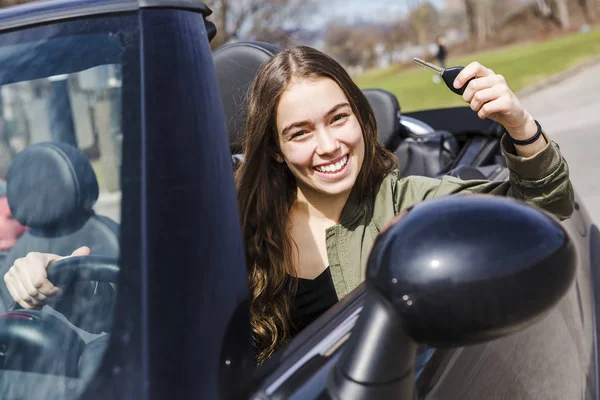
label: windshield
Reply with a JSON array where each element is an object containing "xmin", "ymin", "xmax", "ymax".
[{"xmin": 0, "ymin": 15, "xmax": 137, "ymax": 399}]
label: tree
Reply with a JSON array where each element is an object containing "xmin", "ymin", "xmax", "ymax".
[
  {"xmin": 204, "ymin": 0, "xmax": 316, "ymax": 50},
  {"xmin": 405, "ymin": 0, "xmax": 440, "ymax": 46},
  {"xmin": 324, "ymin": 23, "xmax": 363, "ymax": 68},
  {"xmin": 577, "ymin": 0, "xmax": 597, "ymax": 22},
  {"xmin": 0, "ymin": 0, "xmax": 31, "ymax": 6},
  {"xmin": 549, "ymin": 0, "xmax": 570, "ymax": 30},
  {"xmin": 464, "ymin": 0, "xmax": 492, "ymax": 46},
  {"xmin": 381, "ymin": 18, "xmax": 413, "ymax": 64}
]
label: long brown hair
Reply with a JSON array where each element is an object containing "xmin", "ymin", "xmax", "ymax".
[{"xmin": 236, "ymin": 46, "xmax": 397, "ymax": 364}]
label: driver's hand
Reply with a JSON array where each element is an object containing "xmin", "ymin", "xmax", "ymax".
[{"xmin": 4, "ymin": 246, "xmax": 91, "ymax": 310}]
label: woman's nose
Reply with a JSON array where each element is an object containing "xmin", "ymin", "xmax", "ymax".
[{"xmin": 315, "ymin": 129, "xmax": 340, "ymax": 155}]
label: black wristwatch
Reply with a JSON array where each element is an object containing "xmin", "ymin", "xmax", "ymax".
[{"xmin": 508, "ymin": 119, "xmax": 543, "ymax": 146}]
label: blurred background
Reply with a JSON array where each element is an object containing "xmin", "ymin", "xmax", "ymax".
[{"xmin": 200, "ymin": 0, "xmax": 600, "ymax": 111}]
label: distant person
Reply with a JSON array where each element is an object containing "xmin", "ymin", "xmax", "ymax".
[{"xmin": 436, "ymin": 35, "xmax": 447, "ymax": 68}]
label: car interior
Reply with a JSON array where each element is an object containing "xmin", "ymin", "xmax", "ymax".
[
  {"xmin": 0, "ymin": 142, "xmax": 119, "ymax": 314},
  {"xmin": 0, "ymin": 28, "xmax": 125, "ymax": 394}
]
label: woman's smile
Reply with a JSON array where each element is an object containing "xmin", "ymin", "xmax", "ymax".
[{"xmin": 313, "ymin": 154, "xmax": 350, "ymax": 181}]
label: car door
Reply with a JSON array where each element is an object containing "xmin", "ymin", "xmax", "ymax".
[{"xmin": 414, "ymin": 196, "xmax": 599, "ymax": 400}]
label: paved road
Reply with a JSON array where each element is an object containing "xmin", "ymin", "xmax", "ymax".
[{"xmin": 520, "ymin": 62, "xmax": 600, "ymax": 225}]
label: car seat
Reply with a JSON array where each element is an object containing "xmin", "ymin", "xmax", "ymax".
[
  {"xmin": 213, "ymin": 41, "xmax": 280, "ymax": 157},
  {"xmin": 362, "ymin": 88, "xmax": 460, "ymax": 178},
  {"xmin": 0, "ymin": 142, "xmax": 119, "ymax": 313},
  {"xmin": 394, "ymin": 131, "xmax": 460, "ymax": 178},
  {"xmin": 362, "ymin": 88, "xmax": 408, "ymax": 151}
]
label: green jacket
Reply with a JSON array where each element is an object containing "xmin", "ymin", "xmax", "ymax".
[{"xmin": 326, "ymin": 133, "xmax": 574, "ymax": 300}]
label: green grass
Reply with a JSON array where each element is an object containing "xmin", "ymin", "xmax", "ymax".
[{"xmin": 354, "ymin": 28, "xmax": 600, "ymax": 112}]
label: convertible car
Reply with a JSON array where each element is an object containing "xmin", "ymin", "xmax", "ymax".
[{"xmin": 0, "ymin": 1, "xmax": 597, "ymax": 399}]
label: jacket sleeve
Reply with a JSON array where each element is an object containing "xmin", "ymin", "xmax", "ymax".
[{"xmin": 391, "ymin": 133, "xmax": 574, "ymax": 221}]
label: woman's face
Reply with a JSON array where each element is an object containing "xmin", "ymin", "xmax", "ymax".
[{"xmin": 275, "ymin": 77, "xmax": 365, "ymax": 199}]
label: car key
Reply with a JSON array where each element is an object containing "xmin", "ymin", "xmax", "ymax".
[{"xmin": 413, "ymin": 58, "xmax": 474, "ymax": 96}]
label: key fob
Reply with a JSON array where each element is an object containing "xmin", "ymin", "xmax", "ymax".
[{"xmin": 442, "ymin": 66, "xmax": 475, "ymax": 95}]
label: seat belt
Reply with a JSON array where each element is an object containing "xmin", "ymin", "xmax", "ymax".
[{"xmin": 451, "ymin": 136, "xmax": 489, "ymax": 168}]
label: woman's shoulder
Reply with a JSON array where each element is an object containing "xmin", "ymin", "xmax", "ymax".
[
  {"xmin": 378, "ymin": 170, "xmax": 442, "ymax": 197},
  {"xmin": 372, "ymin": 171, "xmax": 442, "ymax": 229}
]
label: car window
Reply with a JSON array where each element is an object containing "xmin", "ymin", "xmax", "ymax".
[
  {"xmin": 0, "ymin": 16, "xmax": 136, "ymax": 400},
  {"xmin": 1, "ymin": 62, "xmax": 123, "ymax": 218}
]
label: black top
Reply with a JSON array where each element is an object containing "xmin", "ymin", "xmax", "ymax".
[{"xmin": 289, "ymin": 267, "xmax": 338, "ymax": 337}]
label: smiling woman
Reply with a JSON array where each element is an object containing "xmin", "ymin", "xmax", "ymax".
[
  {"xmin": 235, "ymin": 45, "xmax": 574, "ymax": 364},
  {"xmin": 276, "ymin": 79, "xmax": 366, "ymax": 199}
]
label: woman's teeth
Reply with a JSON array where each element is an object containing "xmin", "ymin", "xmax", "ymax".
[{"xmin": 315, "ymin": 155, "xmax": 348, "ymax": 173}]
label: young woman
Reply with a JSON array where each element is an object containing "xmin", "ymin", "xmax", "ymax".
[{"xmin": 4, "ymin": 46, "xmax": 573, "ymax": 364}]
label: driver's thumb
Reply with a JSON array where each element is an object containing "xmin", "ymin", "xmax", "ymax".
[{"xmin": 70, "ymin": 246, "xmax": 91, "ymax": 257}]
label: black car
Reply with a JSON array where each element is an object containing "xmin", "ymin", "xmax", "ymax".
[{"xmin": 0, "ymin": 1, "xmax": 597, "ymax": 399}]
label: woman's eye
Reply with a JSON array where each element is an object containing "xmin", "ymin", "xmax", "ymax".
[
  {"xmin": 331, "ymin": 113, "xmax": 349, "ymax": 124},
  {"xmin": 291, "ymin": 131, "xmax": 307, "ymax": 139}
]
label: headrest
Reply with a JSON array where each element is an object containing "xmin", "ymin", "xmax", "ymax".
[
  {"xmin": 213, "ymin": 41, "xmax": 279, "ymax": 153},
  {"xmin": 362, "ymin": 89, "xmax": 403, "ymax": 150},
  {"xmin": 7, "ymin": 142, "xmax": 99, "ymax": 228}
]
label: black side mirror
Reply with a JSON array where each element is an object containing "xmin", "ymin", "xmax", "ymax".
[{"xmin": 328, "ymin": 195, "xmax": 576, "ymax": 400}]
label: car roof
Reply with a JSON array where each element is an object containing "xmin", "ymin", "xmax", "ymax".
[{"xmin": 0, "ymin": 0, "xmax": 210, "ymax": 33}]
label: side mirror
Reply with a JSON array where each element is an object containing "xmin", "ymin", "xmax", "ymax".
[{"xmin": 328, "ymin": 195, "xmax": 576, "ymax": 400}]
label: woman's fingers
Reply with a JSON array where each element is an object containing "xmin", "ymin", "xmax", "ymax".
[
  {"xmin": 462, "ymin": 74, "xmax": 506, "ymax": 103},
  {"xmin": 477, "ymin": 97, "xmax": 512, "ymax": 120},
  {"xmin": 469, "ymin": 86, "xmax": 505, "ymax": 113},
  {"xmin": 454, "ymin": 62, "xmax": 494, "ymax": 90}
]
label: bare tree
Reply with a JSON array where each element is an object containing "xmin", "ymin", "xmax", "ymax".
[
  {"xmin": 577, "ymin": 0, "xmax": 598, "ymax": 22},
  {"xmin": 250, "ymin": 27, "xmax": 299, "ymax": 49},
  {"xmin": 464, "ymin": 0, "xmax": 492, "ymax": 45},
  {"xmin": 405, "ymin": 0, "xmax": 439, "ymax": 46},
  {"xmin": 324, "ymin": 23, "xmax": 363, "ymax": 67},
  {"xmin": 549, "ymin": 0, "xmax": 570, "ymax": 29},
  {"xmin": 205, "ymin": 0, "xmax": 316, "ymax": 49},
  {"xmin": 0, "ymin": 0, "xmax": 30, "ymax": 6},
  {"xmin": 381, "ymin": 18, "xmax": 413, "ymax": 64}
]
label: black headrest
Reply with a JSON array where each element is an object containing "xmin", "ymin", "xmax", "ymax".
[
  {"xmin": 7, "ymin": 142, "xmax": 99, "ymax": 228},
  {"xmin": 362, "ymin": 88, "xmax": 403, "ymax": 150},
  {"xmin": 213, "ymin": 41, "xmax": 279, "ymax": 153}
]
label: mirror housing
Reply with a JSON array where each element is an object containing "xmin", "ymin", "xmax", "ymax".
[{"xmin": 329, "ymin": 195, "xmax": 576, "ymax": 400}]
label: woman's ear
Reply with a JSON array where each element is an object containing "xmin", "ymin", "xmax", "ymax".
[{"xmin": 274, "ymin": 153, "xmax": 284, "ymax": 163}]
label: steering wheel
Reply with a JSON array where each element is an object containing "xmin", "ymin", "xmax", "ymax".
[
  {"xmin": 0, "ymin": 256, "xmax": 119, "ymax": 377},
  {"xmin": 46, "ymin": 255, "xmax": 119, "ymax": 289}
]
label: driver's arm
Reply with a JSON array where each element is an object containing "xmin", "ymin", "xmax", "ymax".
[{"xmin": 4, "ymin": 247, "xmax": 116, "ymax": 333}]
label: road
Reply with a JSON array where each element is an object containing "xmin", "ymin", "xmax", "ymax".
[{"xmin": 520, "ymin": 62, "xmax": 600, "ymax": 225}]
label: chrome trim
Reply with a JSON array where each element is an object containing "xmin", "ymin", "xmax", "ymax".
[{"xmin": 401, "ymin": 115, "xmax": 436, "ymax": 136}]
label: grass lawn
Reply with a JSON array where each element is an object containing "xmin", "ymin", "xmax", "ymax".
[{"xmin": 354, "ymin": 28, "xmax": 600, "ymax": 112}]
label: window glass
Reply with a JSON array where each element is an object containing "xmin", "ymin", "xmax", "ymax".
[{"xmin": 0, "ymin": 17, "xmax": 136, "ymax": 399}]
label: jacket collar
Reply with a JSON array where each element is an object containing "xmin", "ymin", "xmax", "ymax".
[{"xmin": 339, "ymin": 186, "xmax": 373, "ymax": 228}]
